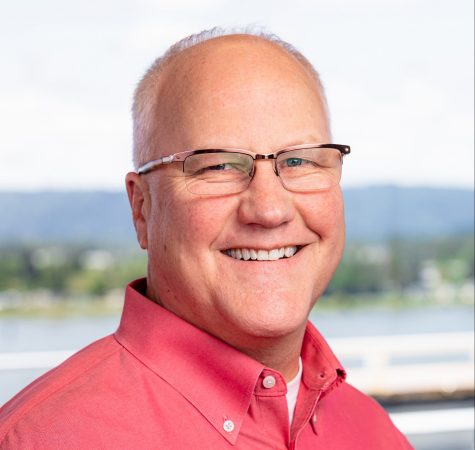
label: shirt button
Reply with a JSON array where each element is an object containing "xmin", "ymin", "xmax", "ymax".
[
  {"xmin": 312, "ymin": 414, "xmax": 317, "ymax": 424},
  {"xmin": 262, "ymin": 375, "xmax": 276, "ymax": 389},
  {"xmin": 223, "ymin": 420, "xmax": 235, "ymax": 433}
]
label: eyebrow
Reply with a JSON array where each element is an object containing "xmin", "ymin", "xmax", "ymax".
[{"xmin": 196, "ymin": 135, "xmax": 328, "ymax": 152}]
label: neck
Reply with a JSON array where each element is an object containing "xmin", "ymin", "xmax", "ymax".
[
  {"xmin": 146, "ymin": 282, "xmax": 307, "ymax": 381},
  {"xmin": 232, "ymin": 328, "xmax": 306, "ymax": 381}
]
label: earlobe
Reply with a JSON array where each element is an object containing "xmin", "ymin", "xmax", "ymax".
[{"xmin": 125, "ymin": 172, "xmax": 149, "ymax": 249}]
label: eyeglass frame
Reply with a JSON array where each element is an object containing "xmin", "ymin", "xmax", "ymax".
[{"xmin": 137, "ymin": 143, "xmax": 351, "ymax": 179}]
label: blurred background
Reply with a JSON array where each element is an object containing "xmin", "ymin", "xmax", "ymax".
[{"xmin": 0, "ymin": 1, "xmax": 473, "ymax": 449}]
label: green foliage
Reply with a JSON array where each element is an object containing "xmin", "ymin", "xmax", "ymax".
[
  {"xmin": 0, "ymin": 235, "xmax": 473, "ymax": 306},
  {"xmin": 326, "ymin": 235, "xmax": 474, "ymax": 296},
  {"xmin": 0, "ymin": 245, "xmax": 147, "ymax": 295}
]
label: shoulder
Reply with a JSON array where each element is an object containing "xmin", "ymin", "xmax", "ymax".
[
  {"xmin": 329, "ymin": 382, "xmax": 388, "ymax": 413},
  {"xmin": 320, "ymin": 382, "xmax": 413, "ymax": 449},
  {"xmin": 0, "ymin": 335, "xmax": 123, "ymax": 448}
]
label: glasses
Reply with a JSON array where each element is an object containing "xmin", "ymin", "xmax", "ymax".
[{"xmin": 137, "ymin": 143, "xmax": 351, "ymax": 195}]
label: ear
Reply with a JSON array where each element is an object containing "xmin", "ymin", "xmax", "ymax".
[{"xmin": 125, "ymin": 172, "xmax": 149, "ymax": 249}]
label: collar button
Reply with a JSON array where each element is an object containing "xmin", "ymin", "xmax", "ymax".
[
  {"xmin": 223, "ymin": 420, "xmax": 235, "ymax": 433},
  {"xmin": 262, "ymin": 375, "xmax": 276, "ymax": 389}
]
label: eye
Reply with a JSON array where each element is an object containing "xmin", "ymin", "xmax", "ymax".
[
  {"xmin": 184, "ymin": 152, "xmax": 253, "ymax": 179},
  {"xmin": 189, "ymin": 160, "xmax": 251, "ymax": 179},
  {"xmin": 284, "ymin": 157, "xmax": 311, "ymax": 167},
  {"xmin": 195, "ymin": 162, "xmax": 249, "ymax": 176},
  {"xmin": 201, "ymin": 163, "xmax": 235, "ymax": 172}
]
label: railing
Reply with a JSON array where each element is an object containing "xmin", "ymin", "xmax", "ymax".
[
  {"xmin": 328, "ymin": 332, "xmax": 474, "ymax": 398},
  {"xmin": 1, "ymin": 333, "xmax": 474, "ymax": 444},
  {"xmin": 0, "ymin": 350, "xmax": 75, "ymax": 371},
  {"xmin": 0, "ymin": 332, "xmax": 473, "ymax": 399}
]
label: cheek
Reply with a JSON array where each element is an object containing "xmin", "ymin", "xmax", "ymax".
[
  {"xmin": 152, "ymin": 191, "xmax": 237, "ymax": 250},
  {"xmin": 181, "ymin": 203, "xmax": 220, "ymax": 237},
  {"xmin": 300, "ymin": 188, "xmax": 345, "ymax": 239}
]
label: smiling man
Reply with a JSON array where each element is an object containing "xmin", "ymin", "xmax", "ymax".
[{"xmin": 0, "ymin": 29, "xmax": 413, "ymax": 449}]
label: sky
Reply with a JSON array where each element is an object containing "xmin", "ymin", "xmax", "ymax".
[{"xmin": 1, "ymin": 0, "xmax": 473, "ymax": 190}]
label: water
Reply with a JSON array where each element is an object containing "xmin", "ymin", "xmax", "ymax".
[
  {"xmin": 1, "ymin": 306, "xmax": 473, "ymax": 405},
  {"xmin": 309, "ymin": 306, "xmax": 474, "ymax": 337},
  {"xmin": 0, "ymin": 316, "xmax": 120, "ymax": 353}
]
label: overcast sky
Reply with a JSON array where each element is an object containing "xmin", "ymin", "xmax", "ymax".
[{"xmin": 1, "ymin": 0, "xmax": 473, "ymax": 190}]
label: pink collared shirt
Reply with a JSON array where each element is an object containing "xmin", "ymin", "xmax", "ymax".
[{"xmin": 0, "ymin": 279, "xmax": 413, "ymax": 449}]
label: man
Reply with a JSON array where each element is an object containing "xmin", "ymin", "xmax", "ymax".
[{"xmin": 0, "ymin": 29, "xmax": 413, "ymax": 449}]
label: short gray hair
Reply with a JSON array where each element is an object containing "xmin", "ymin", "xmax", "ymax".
[{"xmin": 132, "ymin": 26, "xmax": 329, "ymax": 169}]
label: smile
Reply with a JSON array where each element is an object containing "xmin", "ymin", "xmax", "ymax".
[{"xmin": 223, "ymin": 246, "xmax": 300, "ymax": 261}]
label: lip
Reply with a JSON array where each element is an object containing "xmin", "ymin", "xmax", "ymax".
[{"xmin": 220, "ymin": 243, "xmax": 306, "ymax": 252}]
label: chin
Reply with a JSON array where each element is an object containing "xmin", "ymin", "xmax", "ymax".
[
  {"xmin": 209, "ymin": 282, "xmax": 317, "ymax": 343},
  {"xmin": 231, "ymin": 300, "xmax": 311, "ymax": 339},
  {"xmin": 246, "ymin": 320, "xmax": 305, "ymax": 339}
]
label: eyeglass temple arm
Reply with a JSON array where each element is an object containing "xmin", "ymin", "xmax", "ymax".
[{"xmin": 137, "ymin": 155, "xmax": 176, "ymax": 174}]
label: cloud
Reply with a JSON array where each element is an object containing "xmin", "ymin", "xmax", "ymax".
[
  {"xmin": 0, "ymin": 0, "xmax": 472, "ymax": 189},
  {"xmin": 0, "ymin": 90, "xmax": 131, "ymax": 190},
  {"xmin": 330, "ymin": 76, "xmax": 474, "ymax": 187}
]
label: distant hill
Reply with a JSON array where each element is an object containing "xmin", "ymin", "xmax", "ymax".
[
  {"xmin": 0, "ymin": 186, "xmax": 472, "ymax": 245},
  {"xmin": 0, "ymin": 191, "xmax": 135, "ymax": 246},
  {"xmin": 344, "ymin": 186, "xmax": 473, "ymax": 241}
]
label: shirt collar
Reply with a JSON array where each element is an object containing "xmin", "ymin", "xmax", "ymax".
[
  {"xmin": 115, "ymin": 278, "xmax": 345, "ymax": 444},
  {"xmin": 301, "ymin": 322, "xmax": 347, "ymax": 394}
]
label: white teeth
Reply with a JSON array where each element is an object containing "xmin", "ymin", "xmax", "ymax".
[
  {"xmin": 224, "ymin": 246, "xmax": 299, "ymax": 261},
  {"xmin": 257, "ymin": 250, "xmax": 268, "ymax": 260},
  {"xmin": 284, "ymin": 246, "xmax": 297, "ymax": 258}
]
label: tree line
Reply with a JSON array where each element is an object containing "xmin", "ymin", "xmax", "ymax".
[{"xmin": 0, "ymin": 235, "xmax": 473, "ymax": 304}]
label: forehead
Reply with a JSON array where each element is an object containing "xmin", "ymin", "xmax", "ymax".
[
  {"xmin": 154, "ymin": 36, "xmax": 328, "ymax": 154},
  {"xmin": 164, "ymin": 35, "xmax": 317, "ymax": 91}
]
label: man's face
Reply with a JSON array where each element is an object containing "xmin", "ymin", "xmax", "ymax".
[{"xmin": 128, "ymin": 37, "xmax": 345, "ymax": 350}]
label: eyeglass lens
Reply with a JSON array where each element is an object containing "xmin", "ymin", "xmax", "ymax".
[{"xmin": 183, "ymin": 147, "xmax": 343, "ymax": 195}]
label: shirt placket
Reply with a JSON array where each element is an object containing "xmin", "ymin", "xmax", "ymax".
[
  {"xmin": 288, "ymin": 386, "xmax": 321, "ymax": 450},
  {"xmin": 290, "ymin": 368, "xmax": 342, "ymax": 449},
  {"xmin": 253, "ymin": 369, "xmax": 290, "ymax": 449}
]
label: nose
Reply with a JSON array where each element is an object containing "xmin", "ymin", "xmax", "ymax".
[{"xmin": 237, "ymin": 160, "xmax": 296, "ymax": 228}]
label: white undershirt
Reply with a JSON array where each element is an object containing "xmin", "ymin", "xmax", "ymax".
[{"xmin": 285, "ymin": 357, "xmax": 303, "ymax": 425}]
